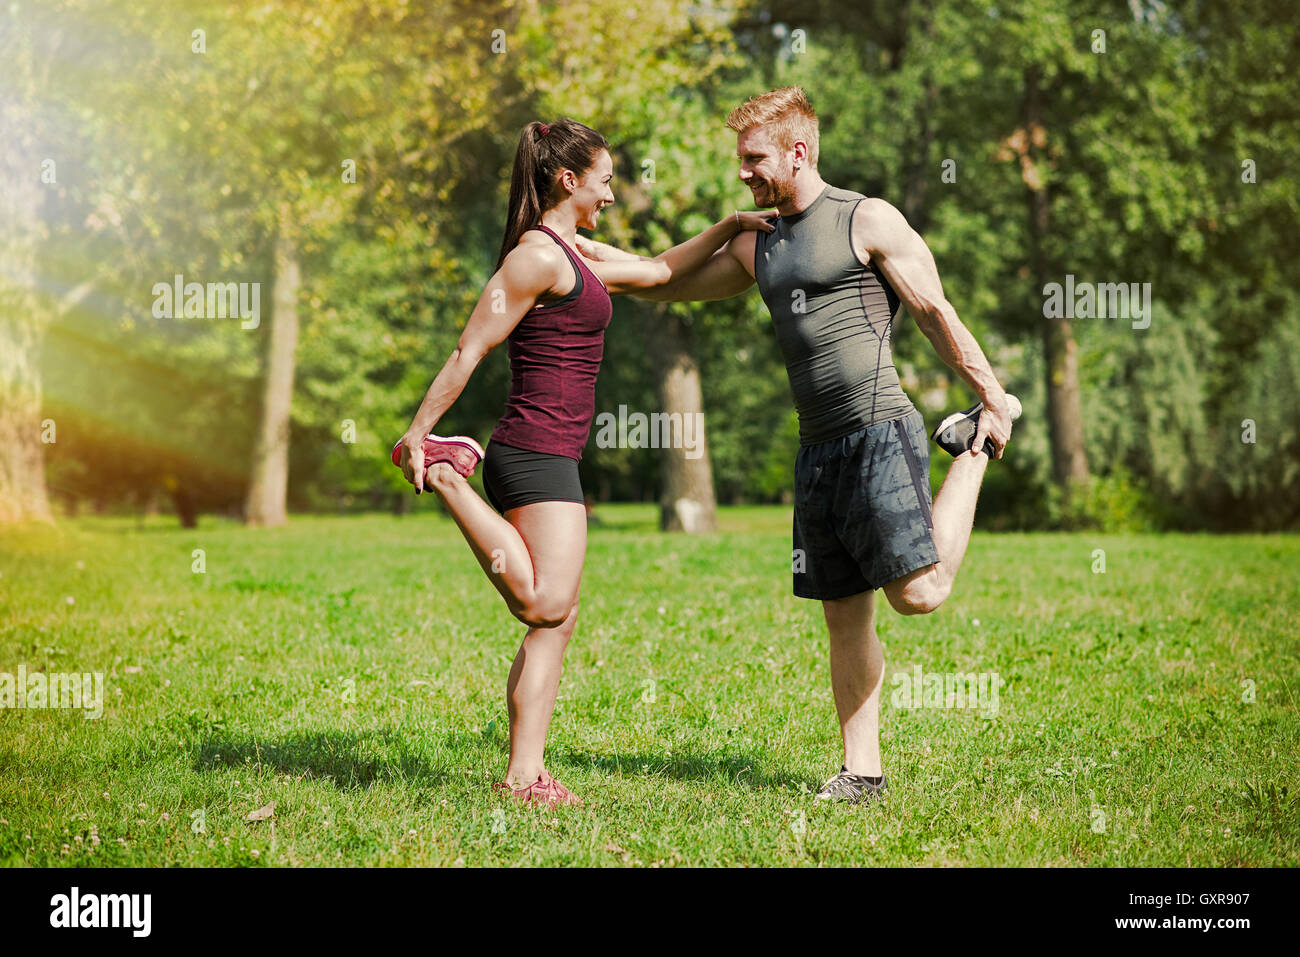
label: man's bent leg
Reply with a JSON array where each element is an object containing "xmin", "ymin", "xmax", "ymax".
[
  {"xmin": 884, "ymin": 449, "xmax": 988, "ymax": 615},
  {"xmin": 824, "ymin": 590, "xmax": 884, "ymax": 778}
]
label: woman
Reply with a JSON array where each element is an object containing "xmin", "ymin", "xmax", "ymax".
[{"xmin": 394, "ymin": 118, "xmax": 775, "ymax": 806}]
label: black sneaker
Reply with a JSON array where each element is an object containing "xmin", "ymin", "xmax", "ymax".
[
  {"xmin": 814, "ymin": 767, "xmax": 889, "ymax": 804},
  {"xmin": 932, "ymin": 394, "xmax": 1022, "ymax": 458}
]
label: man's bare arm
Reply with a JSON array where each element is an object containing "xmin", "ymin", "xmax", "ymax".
[
  {"xmin": 571, "ymin": 214, "xmax": 772, "ymax": 295},
  {"xmin": 635, "ymin": 234, "xmax": 757, "ymax": 302},
  {"xmin": 577, "ymin": 231, "xmax": 758, "ymax": 302},
  {"xmin": 857, "ymin": 198, "xmax": 1013, "ymax": 456}
]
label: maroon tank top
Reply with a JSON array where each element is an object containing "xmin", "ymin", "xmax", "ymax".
[{"xmin": 489, "ymin": 224, "xmax": 614, "ymax": 460}]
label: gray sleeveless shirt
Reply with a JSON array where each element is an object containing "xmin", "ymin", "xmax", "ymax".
[{"xmin": 754, "ymin": 184, "xmax": 915, "ymax": 445}]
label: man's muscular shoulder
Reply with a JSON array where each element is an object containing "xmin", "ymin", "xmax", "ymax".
[
  {"xmin": 727, "ymin": 229, "xmax": 759, "ymax": 278},
  {"xmin": 851, "ymin": 197, "xmax": 909, "ymax": 264}
]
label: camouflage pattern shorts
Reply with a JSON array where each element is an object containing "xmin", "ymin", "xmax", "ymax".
[{"xmin": 792, "ymin": 408, "xmax": 940, "ymax": 600}]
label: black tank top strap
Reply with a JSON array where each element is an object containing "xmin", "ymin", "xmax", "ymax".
[{"xmin": 525, "ymin": 224, "xmax": 584, "ymax": 310}]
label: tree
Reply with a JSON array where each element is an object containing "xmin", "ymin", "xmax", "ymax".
[
  {"xmin": 0, "ymin": 4, "xmax": 88, "ymax": 522},
  {"xmin": 516, "ymin": 0, "xmax": 752, "ymax": 531}
]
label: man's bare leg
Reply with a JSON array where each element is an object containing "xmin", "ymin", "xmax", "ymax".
[
  {"xmin": 883, "ymin": 450, "xmax": 989, "ymax": 615},
  {"xmin": 823, "ymin": 591, "xmax": 884, "ymax": 777}
]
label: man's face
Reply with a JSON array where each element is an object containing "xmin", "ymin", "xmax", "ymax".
[{"xmin": 736, "ymin": 126, "xmax": 799, "ymax": 209}]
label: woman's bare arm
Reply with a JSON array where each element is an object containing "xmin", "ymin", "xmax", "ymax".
[
  {"xmin": 397, "ymin": 243, "xmax": 562, "ymax": 490},
  {"xmin": 574, "ymin": 235, "xmax": 648, "ymax": 262}
]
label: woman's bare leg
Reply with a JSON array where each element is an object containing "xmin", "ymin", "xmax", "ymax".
[
  {"xmin": 424, "ymin": 462, "xmax": 585, "ymax": 627},
  {"xmin": 504, "ymin": 598, "xmax": 580, "ymax": 786},
  {"xmin": 497, "ymin": 502, "xmax": 587, "ymax": 786},
  {"xmin": 424, "ymin": 466, "xmax": 588, "ymax": 787},
  {"xmin": 499, "ymin": 502, "xmax": 586, "ymax": 785}
]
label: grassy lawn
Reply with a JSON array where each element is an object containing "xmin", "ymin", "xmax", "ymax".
[{"xmin": 1, "ymin": 505, "xmax": 1297, "ymax": 867}]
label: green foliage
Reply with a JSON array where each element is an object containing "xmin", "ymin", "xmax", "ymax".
[
  {"xmin": 1080, "ymin": 291, "xmax": 1300, "ymax": 531},
  {"xmin": 1216, "ymin": 305, "xmax": 1300, "ymax": 526},
  {"xmin": 1044, "ymin": 469, "xmax": 1166, "ymax": 533},
  {"xmin": 21, "ymin": 0, "xmax": 1300, "ymax": 529}
]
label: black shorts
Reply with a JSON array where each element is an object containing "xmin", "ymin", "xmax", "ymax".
[
  {"xmin": 482, "ymin": 441, "xmax": 584, "ymax": 513},
  {"xmin": 792, "ymin": 408, "xmax": 940, "ymax": 600}
]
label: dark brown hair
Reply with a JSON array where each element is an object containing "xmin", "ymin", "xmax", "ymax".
[{"xmin": 495, "ymin": 118, "xmax": 610, "ymax": 270}]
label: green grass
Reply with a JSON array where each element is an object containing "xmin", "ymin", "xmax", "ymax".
[{"xmin": 1, "ymin": 506, "xmax": 1297, "ymax": 866}]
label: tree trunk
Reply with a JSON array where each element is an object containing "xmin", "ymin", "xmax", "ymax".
[
  {"xmin": 1024, "ymin": 67, "xmax": 1089, "ymax": 493},
  {"xmin": 648, "ymin": 304, "xmax": 717, "ymax": 533},
  {"xmin": 901, "ymin": 79, "xmax": 937, "ymax": 234},
  {"xmin": 135, "ymin": 486, "xmax": 160, "ymax": 529},
  {"xmin": 170, "ymin": 487, "xmax": 198, "ymax": 529},
  {"xmin": 0, "ymin": 44, "xmax": 54, "ymax": 524},
  {"xmin": 899, "ymin": 3, "xmax": 937, "ymax": 233},
  {"xmin": 0, "ymin": 316, "xmax": 53, "ymax": 524},
  {"xmin": 244, "ymin": 206, "xmax": 301, "ymax": 527}
]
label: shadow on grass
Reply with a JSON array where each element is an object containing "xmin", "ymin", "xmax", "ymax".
[
  {"xmin": 192, "ymin": 728, "xmax": 809, "ymax": 791},
  {"xmin": 192, "ymin": 727, "xmax": 493, "ymax": 788},
  {"xmin": 549, "ymin": 745, "xmax": 808, "ymax": 791}
]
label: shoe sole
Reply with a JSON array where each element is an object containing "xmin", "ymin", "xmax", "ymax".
[
  {"xmin": 430, "ymin": 434, "xmax": 485, "ymax": 460},
  {"xmin": 932, "ymin": 395, "xmax": 1022, "ymax": 458},
  {"xmin": 391, "ymin": 434, "xmax": 485, "ymax": 477},
  {"xmin": 814, "ymin": 787, "xmax": 889, "ymax": 804}
]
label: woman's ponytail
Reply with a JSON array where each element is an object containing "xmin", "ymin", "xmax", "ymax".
[{"xmin": 496, "ymin": 118, "xmax": 609, "ymax": 271}]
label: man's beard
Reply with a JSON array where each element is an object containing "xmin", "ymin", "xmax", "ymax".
[{"xmin": 751, "ymin": 170, "xmax": 798, "ymax": 209}]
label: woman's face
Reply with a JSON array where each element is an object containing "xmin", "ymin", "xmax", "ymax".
[{"xmin": 567, "ymin": 149, "xmax": 615, "ymax": 230}]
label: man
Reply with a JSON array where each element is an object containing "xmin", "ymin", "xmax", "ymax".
[{"xmin": 577, "ymin": 87, "xmax": 1018, "ymax": 802}]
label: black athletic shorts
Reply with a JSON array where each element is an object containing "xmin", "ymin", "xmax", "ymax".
[
  {"xmin": 482, "ymin": 441, "xmax": 584, "ymax": 514},
  {"xmin": 792, "ymin": 408, "xmax": 941, "ymax": 600}
]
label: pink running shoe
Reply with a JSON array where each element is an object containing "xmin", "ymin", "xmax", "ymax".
[
  {"xmin": 493, "ymin": 773, "xmax": 584, "ymax": 807},
  {"xmin": 391, "ymin": 433, "xmax": 485, "ymax": 479}
]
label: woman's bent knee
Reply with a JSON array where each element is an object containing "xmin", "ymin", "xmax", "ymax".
[
  {"xmin": 515, "ymin": 597, "xmax": 577, "ymax": 630},
  {"xmin": 426, "ymin": 461, "xmax": 466, "ymax": 494}
]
